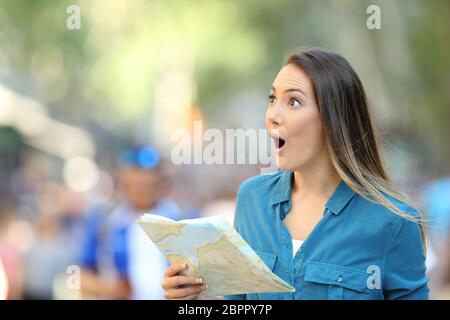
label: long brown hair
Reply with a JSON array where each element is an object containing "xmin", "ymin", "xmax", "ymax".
[{"xmin": 285, "ymin": 48, "xmax": 426, "ymax": 251}]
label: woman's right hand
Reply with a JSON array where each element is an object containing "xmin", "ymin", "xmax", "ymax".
[{"xmin": 162, "ymin": 262, "xmax": 207, "ymax": 300}]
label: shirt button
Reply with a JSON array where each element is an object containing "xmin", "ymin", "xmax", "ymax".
[
  {"xmin": 337, "ymin": 275, "xmax": 343, "ymax": 282},
  {"xmin": 298, "ymin": 247, "xmax": 303, "ymax": 253}
]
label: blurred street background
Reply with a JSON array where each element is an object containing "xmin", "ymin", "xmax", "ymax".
[{"xmin": 0, "ymin": 0, "xmax": 449, "ymax": 299}]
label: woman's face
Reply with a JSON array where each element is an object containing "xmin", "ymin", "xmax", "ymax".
[{"xmin": 265, "ymin": 63, "xmax": 327, "ymax": 171}]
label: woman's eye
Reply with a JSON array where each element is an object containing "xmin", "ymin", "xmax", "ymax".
[
  {"xmin": 268, "ymin": 95, "xmax": 276, "ymax": 104},
  {"xmin": 289, "ymin": 98, "xmax": 302, "ymax": 108}
]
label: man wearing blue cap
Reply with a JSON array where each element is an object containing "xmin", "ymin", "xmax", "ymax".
[{"xmin": 79, "ymin": 147, "xmax": 182, "ymax": 299}]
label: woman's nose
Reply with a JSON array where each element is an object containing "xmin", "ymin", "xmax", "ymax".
[{"xmin": 267, "ymin": 104, "xmax": 283, "ymax": 127}]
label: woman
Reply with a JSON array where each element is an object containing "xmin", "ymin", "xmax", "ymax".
[{"xmin": 161, "ymin": 48, "xmax": 429, "ymax": 300}]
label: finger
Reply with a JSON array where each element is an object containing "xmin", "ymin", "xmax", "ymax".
[
  {"xmin": 164, "ymin": 262, "xmax": 187, "ymax": 277},
  {"xmin": 165, "ymin": 284, "xmax": 206, "ymax": 299},
  {"xmin": 165, "ymin": 276, "xmax": 203, "ymax": 289},
  {"xmin": 172, "ymin": 292, "xmax": 201, "ymax": 300},
  {"xmin": 165, "ymin": 286, "xmax": 204, "ymax": 299},
  {"xmin": 169, "ymin": 284, "xmax": 205, "ymax": 296}
]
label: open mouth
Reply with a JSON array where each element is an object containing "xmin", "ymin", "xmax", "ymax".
[{"xmin": 271, "ymin": 134, "xmax": 286, "ymax": 151}]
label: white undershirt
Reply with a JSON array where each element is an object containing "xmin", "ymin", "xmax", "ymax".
[{"xmin": 292, "ymin": 239, "xmax": 304, "ymax": 257}]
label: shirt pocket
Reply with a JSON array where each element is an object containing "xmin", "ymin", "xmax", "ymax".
[
  {"xmin": 303, "ymin": 261, "xmax": 371, "ymax": 300},
  {"xmin": 250, "ymin": 250, "xmax": 279, "ymax": 300}
]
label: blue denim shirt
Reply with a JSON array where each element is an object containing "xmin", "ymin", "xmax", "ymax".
[{"xmin": 225, "ymin": 170, "xmax": 429, "ymax": 300}]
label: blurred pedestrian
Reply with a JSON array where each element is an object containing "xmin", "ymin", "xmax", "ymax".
[{"xmin": 79, "ymin": 146, "xmax": 182, "ymax": 299}]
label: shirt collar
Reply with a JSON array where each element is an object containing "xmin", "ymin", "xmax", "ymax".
[
  {"xmin": 325, "ymin": 179, "xmax": 356, "ymax": 215},
  {"xmin": 270, "ymin": 170, "xmax": 355, "ymax": 216},
  {"xmin": 270, "ymin": 170, "xmax": 293, "ymax": 205}
]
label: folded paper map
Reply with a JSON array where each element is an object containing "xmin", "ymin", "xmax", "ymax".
[{"xmin": 137, "ymin": 213, "xmax": 295, "ymax": 297}]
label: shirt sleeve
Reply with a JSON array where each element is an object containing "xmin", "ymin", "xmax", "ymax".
[
  {"xmin": 79, "ymin": 209, "xmax": 104, "ymax": 271},
  {"xmin": 223, "ymin": 185, "xmax": 247, "ymax": 301},
  {"xmin": 383, "ymin": 214, "xmax": 430, "ymax": 300}
]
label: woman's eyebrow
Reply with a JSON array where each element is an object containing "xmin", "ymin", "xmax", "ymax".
[
  {"xmin": 286, "ymin": 88, "xmax": 307, "ymax": 97},
  {"xmin": 271, "ymin": 86, "xmax": 307, "ymax": 97}
]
